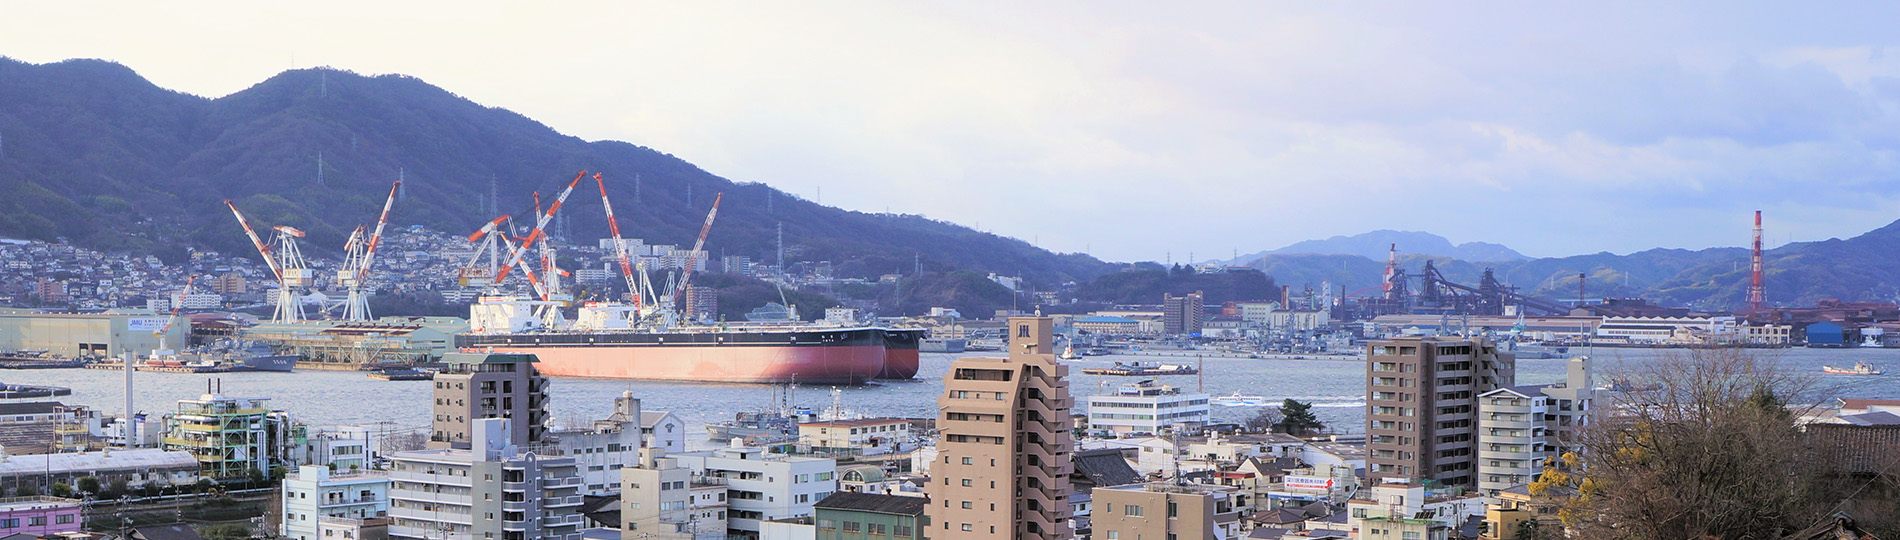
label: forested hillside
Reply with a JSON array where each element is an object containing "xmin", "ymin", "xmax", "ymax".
[{"xmin": 0, "ymin": 58, "xmax": 1113, "ymax": 286}]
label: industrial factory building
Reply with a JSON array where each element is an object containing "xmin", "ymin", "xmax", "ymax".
[
  {"xmin": 243, "ymin": 316, "xmax": 467, "ymax": 367},
  {"xmin": 0, "ymin": 308, "xmax": 188, "ymax": 358}
]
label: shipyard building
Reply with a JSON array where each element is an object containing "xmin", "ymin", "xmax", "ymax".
[{"xmin": 0, "ymin": 308, "xmax": 188, "ymax": 357}]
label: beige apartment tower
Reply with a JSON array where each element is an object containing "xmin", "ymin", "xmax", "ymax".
[
  {"xmin": 429, "ymin": 352, "xmax": 551, "ymax": 449},
  {"xmin": 928, "ymin": 316, "xmax": 1073, "ymax": 539},
  {"xmin": 1364, "ymin": 336, "xmax": 1514, "ymax": 488}
]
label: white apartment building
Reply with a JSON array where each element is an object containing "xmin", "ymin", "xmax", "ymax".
[
  {"xmin": 387, "ymin": 419, "xmax": 587, "ymax": 540},
  {"xmin": 671, "ymin": 441, "xmax": 837, "ymax": 536},
  {"xmin": 1475, "ymin": 386, "xmax": 1550, "ymax": 497},
  {"xmin": 1085, "ymin": 380, "xmax": 1211, "ymax": 435},
  {"xmin": 551, "ymin": 391, "xmax": 643, "ymax": 495},
  {"xmin": 795, "ymin": 418, "xmax": 914, "ymax": 453},
  {"xmin": 1477, "ymin": 356, "xmax": 1592, "ymax": 498},
  {"xmin": 622, "ymin": 448, "xmax": 728, "ymax": 540},
  {"xmin": 282, "ymin": 465, "xmax": 391, "ymax": 540},
  {"xmin": 642, "ymin": 411, "xmax": 687, "ymax": 454}
]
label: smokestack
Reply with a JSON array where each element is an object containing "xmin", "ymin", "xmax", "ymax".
[
  {"xmin": 1280, "ymin": 285, "xmax": 1291, "ymax": 307},
  {"xmin": 1748, "ymin": 210, "xmax": 1765, "ymax": 311}
]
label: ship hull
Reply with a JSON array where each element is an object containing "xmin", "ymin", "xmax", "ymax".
[
  {"xmin": 876, "ymin": 329, "xmax": 924, "ymax": 380},
  {"xmin": 458, "ymin": 327, "xmax": 896, "ymax": 384}
]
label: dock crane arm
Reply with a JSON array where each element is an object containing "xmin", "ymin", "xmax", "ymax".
[
  {"xmin": 225, "ymin": 201, "xmax": 284, "ymax": 281},
  {"xmin": 595, "ymin": 173, "xmax": 643, "ymax": 311},
  {"xmin": 671, "ymin": 192, "xmax": 723, "ymax": 309},
  {"xmin": 495, "ymin": 171, "xmax": 584, "ymax": 283}
]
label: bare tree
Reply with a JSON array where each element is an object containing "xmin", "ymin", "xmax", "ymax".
[
  {"xmin": 1553, "ymin": 348, "xmax": 1836, "ymax": 539},
  {"xmin": 1244, "ymin": 407, "xmax": 1283, "ymax": 433}
]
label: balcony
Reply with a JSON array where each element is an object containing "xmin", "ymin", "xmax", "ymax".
[
  {"xmin": 544, "ymin": 495, "xmax": 584, "ymax": 508},
  {"xmin": 390, "ymin": 470, "xmax": 472, "ymax": 487},
  {"xmin": 390, "ymin": 488, "xmax": 473, "ymax": 506},
  {"xmin": 541, "ymin": 476, "xmax": 584, "ymax": 490}
]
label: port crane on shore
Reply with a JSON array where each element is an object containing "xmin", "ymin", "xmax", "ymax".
[
  {"xmin": 666, "ymin": 192, "xmax": 723, "ymax": 321},
  {"xmin": 457, "ymin": 172, "xmax": 585, "ymax": 332},
  {"xmin": 226, "ymin": 201, "xmax": 313, "ymax": 323},
  {"xmin": 336, "ymin": 180, "xmax": 402, "ymax": 321}
]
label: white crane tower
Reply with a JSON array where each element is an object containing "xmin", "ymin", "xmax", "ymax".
[
  {"xmin": 226, "ymin": 201, "xmax": 312, "ymax": 322},
  {"xmin": 337, "ymin": 180, "xmax": 402, "ymax": 320}
]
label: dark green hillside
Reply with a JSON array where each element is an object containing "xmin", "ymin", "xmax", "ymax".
[{"xmin": 0, "ymin": 58, "xmax": 1113, "ymax": 286}]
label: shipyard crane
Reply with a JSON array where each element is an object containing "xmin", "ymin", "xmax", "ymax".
[
  {"xmin": 459, "ymin": 215, "xmax": 510, "ymax": 288},
  {"xmin": 494, "ymin": 171, "xmax": 586, "ymax": 284},
  {"xmin": 669, "ymin": 193, "xmax": 723, "ymax": 317},
  {"xmin": 594, "ymin": 173, "xmax": 644, "ymax": 311},
  {"xmin": 226, "ymin": 201, "xmax": 312, "ymax": 322},
  {"xmin": 338, "ymin": 181, "xmax": 401, "ymax": 321},
  {"xmin": 153, "ymin": 274, "xmax": 197, "ymax": 354}
]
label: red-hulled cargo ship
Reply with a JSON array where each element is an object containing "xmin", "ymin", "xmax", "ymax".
[{"xmin": 457, "ymin": 326, "xmax": 927, "ymax": 384}]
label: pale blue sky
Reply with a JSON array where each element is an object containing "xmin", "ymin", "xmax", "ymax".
[{"xmin": 4, "ymin": 2, "xmax": 1897, "ymax": 261}]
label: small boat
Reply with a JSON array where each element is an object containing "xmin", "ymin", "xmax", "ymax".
[
  {"xmin": 1059, "ymin": 345, "xmax": 1083, "ymax": 360},
  {"xmin": 368, "ymin": 368, "xmax": 434, "ymax": 381},
  {"xmin": 1823, "ymin": 361, "xmax": 1883, "ymax": 375},
  {"xmin": 1211, "ymin": 393, "xmax": 1270, "ymax": 407},
  {"xmin": 1081, "ymin": 361, "xmax": 1199, "ymax": 376}
]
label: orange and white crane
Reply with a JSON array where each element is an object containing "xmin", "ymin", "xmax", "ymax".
[
  {"xmin": 669, "ymin": 193, "xmax": 723, "ymax": 318},
  {"xmin": 338, "ymin": 181, "xmax": 401, "ymax": 321},
  {"xmin": 494, "ymin": 171, "xmax": 585, "ymax": 284},
  {"xmin": 153, "ymin": 274, "xmax": 197, "ymax": 355},
  {"xmin": 226, "ymin": 200, "xmax": 311, "ymax": 322},
  {"xmin": 594, "ymin": 173, "xmax": 645, "ymax": 312}
]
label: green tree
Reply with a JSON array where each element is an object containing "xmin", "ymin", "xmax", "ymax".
[
  {"xmin": 193, "ymin": 478, "xmax": 215, "ymax": 494},
  {"xmin": 76, "ymin": 476, "xmax": 101, "ymax": 495},
  {"xmin": 1278, "ymin": 399, "xmax": 1323, "ymax": 436},
  {"xmin": 49, "ymin": 482, "xmax": 73, "ymax": 498},
  {"xmin": 246, "ymin": 467, "xmax": 266, "ymax": 486}
]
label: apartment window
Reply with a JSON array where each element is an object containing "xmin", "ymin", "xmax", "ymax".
[
  {"xmin": 28, "ymin": 517, "xmax": 45, "ymax": 526},
  {"xmin": 843, "ymin": 522, "xmax": 861, "ymax": 532},
  {"xmin": 961, "ymin": 457, "xmax": 973, "ymax": 465},
  {"xmin": 961, "ymin": 524, "xmax": 973, "ymax": 532},
  {"xmin": 1108, "ymin": 532, "xmax": 1119, "ymax": 540},
  {"xmin": 1126, "ymin": 505, "xmax": 1143, "ymax": 516},
  {"xmin": 961, "ymin": 479, "xmax": 972, "ymax": 487},
  {"xmin": 1167, "ymin": 501, "xmax": 1177, "ymax": 517},
  {"xmin": 56, "ymin": 515, "xmax": 74, "ymax": 524},
  {"xmin": 962, "ymin": 501, "xmax": 973, "ymax": 509},
  {"xmin": 869, "ymin": 524, "xmax": 887, "ymax": 535},
  {"xmin": 894, "ymin": 525, "xmax": 912, "ymax": 536}
]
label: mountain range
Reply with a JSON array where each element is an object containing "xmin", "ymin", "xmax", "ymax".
[
  {"xmin": 1228, "ymin": 230, "xmax": 1530, "ymax": 264},
  {"xmin": 0, "ymin": 58, "xmax": 1112, "ymax": 286},
  {"xmin": 1243, "ymin": 222, "xmax": 1900, "ymax": 310}
]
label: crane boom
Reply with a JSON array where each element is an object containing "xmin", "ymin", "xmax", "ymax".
[
  {"xmin": 225, "ymin": 201, "xmax": 284, "ymax": 281},
  {"xmin": 495, "ymin": 171, "xmax": 585, "ymax": 283},
  {"xmin": 354, "ymin": 180, "xmax": 401, "ymax": 282},
  {"xmin": 157, "ymin": 275, "xmax": 197, "ymax": 336},
  {"xmin": 671, "ymin": 192, "xmax": 723, "ymax": 308},
  {"xmin": 594, "ymin": 173, "xmax": 642, "ymax": 310}
]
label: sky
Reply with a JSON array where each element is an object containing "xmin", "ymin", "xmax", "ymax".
[{"xmin": 5, "ymin": 2, "xmax": 1900, "ymax": 262}]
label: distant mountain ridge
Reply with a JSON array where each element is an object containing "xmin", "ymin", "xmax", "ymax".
[
  {"xmin": 0, "ymin": 58, "xmax": 1113, "ymax": 285},
  {"xmin": 1227, "ymin": 230, "xmax": 1528, "ymax": 265},
  {"xmin": 1242, "ymin": 222, "xmax": 1900, "ymax": 310}
]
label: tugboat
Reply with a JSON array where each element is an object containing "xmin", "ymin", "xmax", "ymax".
[
  {"xmin": 1059, "ymin": 345, "xmax": 1084, "ymax": 360},
  {"xmin": 1823, "ymin": 361, "xmax": 1883, "ymax": 375}
]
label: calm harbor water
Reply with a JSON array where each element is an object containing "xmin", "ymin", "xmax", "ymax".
[{"xmin": 2, "ymin": 347, "xmax": 1895, "ymax": 449}]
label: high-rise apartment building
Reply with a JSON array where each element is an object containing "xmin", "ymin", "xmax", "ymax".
[
  {"xmin": 683, "ymin": 286, "xmax": 718, "ymax": 323},
  {"xmin": 928, "ymin": 316, "xmax": 1073, "ymax": 539},
  {"xmin": 1162, "ymin": 291, "xmax": 1205, "ymax": 335},
  {"xmin": 1476, "ymin": 356, "xmax": 1592, "ymax": 497},
  {"xmin": 1364, "ymin": 336, "xmax": 1514, "ymax": 488},
  {"xmin": 429, "ymin": 352, "xmax": 549, "ymax": 449},
  {"xmin": 388, "ymin": 419, "xmax": 586, "ymax": 540}
]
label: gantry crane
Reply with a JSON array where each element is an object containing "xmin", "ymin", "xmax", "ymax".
[
  {"xmin": 594, "ymin": 173, "xmax": 646, "ymax": 312},
  {"xmin": 338, "ymin": 181, "xmax": 401, "ymax": 320},
  {"xmin": 226, "ymin": 201, "xmax": 312, "ymax": 322},
  {"xmin": 154, "ymin": 274, "xmax": 197, "ymax": 354}
]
